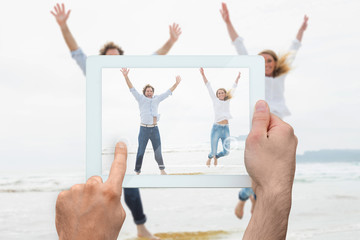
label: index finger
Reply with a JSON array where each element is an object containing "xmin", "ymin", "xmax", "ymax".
[{"xmin": 106, "ymin": 142, "xmax": 127, "ymax": 194}]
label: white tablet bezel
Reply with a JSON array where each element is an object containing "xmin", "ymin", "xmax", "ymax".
[{"xmin": 86, "ymin": 56, "xmax": 264, "ymax": 187}]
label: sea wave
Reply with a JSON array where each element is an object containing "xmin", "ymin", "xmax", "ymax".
[
  {"xmin": 295, "ymin": 162, "xmax": 360, "ymax": 183},
  {"xmin": 1, "ymin": 162, "xmax": 359, "ymax": 192},
  {"xmin": 102, "ymin": 143, "xmax": 245, "ymax": 155},
  {"xmin": 0, "ymin": 175, "xmax": 83, "ymax": 193}
]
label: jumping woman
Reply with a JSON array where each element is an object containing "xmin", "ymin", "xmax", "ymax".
[{"xmin": 200, "ymin": 67, "xmax": 240, "ymax": 167}]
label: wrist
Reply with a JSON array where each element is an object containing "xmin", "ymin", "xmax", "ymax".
[
  {"xmin": 256, "ymin": 185, "xmax": 292, "ymax": 210},
  {"xmin": 59, "ymin": 23, "xmax": 68, "ymax": 30},
  {"xmin": 244, "ymin": 189, "xmax": 292, "ymax": 240}
]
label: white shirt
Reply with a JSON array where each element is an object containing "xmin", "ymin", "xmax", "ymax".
[
  {"xmin": 233, "ymin": 37, "xmax": 301, "ymax": 118},
  {"xmin": 130, "ymin": 88, "xmax": 172, "ymax": 124},
  {"xmin": 206, "ymin": 82, "xmax": 237, "ymax": 123}
]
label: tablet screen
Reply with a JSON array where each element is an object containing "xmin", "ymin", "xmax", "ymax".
[{"xmin": 101, "ymin": 67, "xmax": 249, "ymax": 176}]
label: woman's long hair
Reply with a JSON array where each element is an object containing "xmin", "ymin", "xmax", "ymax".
[
  {"xmin": 259, "ymin": 50, "xmax": 292, "ymax": 78},
  {"xmin": 216, "ymin": 88, "xmax": 234, "ymax": 101}
]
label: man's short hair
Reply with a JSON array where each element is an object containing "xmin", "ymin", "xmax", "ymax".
[
  {"xmin": 99, "ymin": 42, "xmax": 124, "ymax": 55},
  {"xmin": 143, "ymin": 84, "xmax": 155, "ymax": 95}
]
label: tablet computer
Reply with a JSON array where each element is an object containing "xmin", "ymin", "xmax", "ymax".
[{"xmin": 86, "ymin": 56, "xmax": 264, "ymax": 187}]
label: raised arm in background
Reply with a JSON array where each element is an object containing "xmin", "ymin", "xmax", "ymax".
[
  {"xmin": 155, "ymin": 23, "xmax": 182, "ymax": 55},
  {"xmin": 235, "ymin": 72, "xmax": 241, "ymax": 84},
  {"xmin": 220, "ymin": 3, "xmax": 239, "ymax": 42},
  {"xmin": 296, "ymin": 15, "xmax": 309, "ymax": 42},
  {"xmin": 51, "ymin": 3, "xmax": 79, "ymax": 51}
]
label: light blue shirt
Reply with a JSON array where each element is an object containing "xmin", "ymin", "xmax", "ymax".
[
  {"xmin": 130, "ymin": 88, "xmax": 172, "ymax": 124},
  {"xmin": 71, "ymin": 48, "xmax": 87, "ymax": 75},
  {"xmin": 70, "ymin": 48, "xmax": 158, "ymax": 76}
]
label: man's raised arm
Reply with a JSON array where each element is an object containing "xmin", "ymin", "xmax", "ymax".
[
  {"xmin": 155, "ymin": 23, "xmax": 182, "ymax": 55},
  {"xmin": 120, "ymin": 68, "xmax": 134, "ymax": 89},
  {"xmin": 169, "ymin": 75, "xmax": 181, "ymax": 92},
  {"xmin": 51, "ymin": 3, "xmax": 79, "ymax": 51}
]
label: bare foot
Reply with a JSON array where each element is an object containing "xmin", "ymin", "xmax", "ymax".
[
  {"xmin": 214, "ymin": 157, "xmax": 218, "ymax": 167},
  {"xmin": 136, "ymin": 172, "xmax": 140, "ymax": 175},
  {"xmin": 206, "ymin": 158, "xmax": 211, "ymax": 167},
  {"xmin": 250, "ymin": 195, "xmax": 256, "ymax": 214},
  {"xmin": 234, "ymin": 200, "xmax": 246, "ymax": 219},
  {"xmin": 160, "ymin": 169, "xmax": 167, "ymax": 175},
  {"xmin": 137, "ymin": 224, "xmax": 160, "ymax": 240}
]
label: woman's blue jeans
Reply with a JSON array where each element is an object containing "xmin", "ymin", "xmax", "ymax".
[
  {"xmin": 208, "ymin": 124, "xmax": 230, "ymax": 159},
  {"xmin": 135, "ymin": 126, "xmax": 165, "ymax": 173}
]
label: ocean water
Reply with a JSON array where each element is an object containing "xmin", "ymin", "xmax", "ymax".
[{"xmin": 1, "ymin": 152, "xmax": 360, "ymax": 239}]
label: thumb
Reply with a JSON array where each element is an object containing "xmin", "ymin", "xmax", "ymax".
[{"xmin": 250, "ymin": 100, "xmax": 271, "ymax": 138}]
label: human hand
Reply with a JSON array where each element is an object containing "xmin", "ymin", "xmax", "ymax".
[
  {"xmin": 296, "ymin": 15, "xmax": 309, "ymax": 42},
  {"xmin": 199, "ymin": 67, "xmax": 205, "ymax": 76},
  {"xmin": 175, "ymin": 75, "xmax": 181, "ymax": 85},
  {"xmin": 50, "ymin": 3, "xmax": 71, "ymax": 27},
  {"xmin": 245, "ymin": 100, "xmax": 297, "ymax": 197},
  {"xmin": 299, "ymin": 15, "xmax": 309, "ymax": 32},
  {"xmin": 169, "ymin": 23, "xmax": 182, "ymax": 43},
  {"xmin": 220, "ymin": 2, "xmax": 231, "ymax": 24},
  {"xmin": 120, "ymin": 68, "xmax": 130, "ymax": 77},
  {"xmin": 235, "ymin": 72, "xmax": 241, "ymax": 84},
  {"xmin": 55, "ymin": 142, "xmax": 127, "ymax": 240}
]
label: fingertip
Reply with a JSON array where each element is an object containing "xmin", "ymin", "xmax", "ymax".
[
  {"xmin": 255, "ymin": 100, "xmax": 268, "ymax": 113},
  {"xmin": 106, "ymin": 141, "xmax": 128, "ymax": 192},
  {"xmin": 250, "ymin": 100, "xmax": 271, "ymax": 136},
  {"xmin": 115, "ymin": 141, "xmax": 127, "ymax": 155}
]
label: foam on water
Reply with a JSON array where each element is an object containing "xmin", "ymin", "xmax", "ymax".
[
  {"xmin": 0, "ymin": 174, "xmax": 84, "ymax": 193},
  {"xmin": 295, "ymin": 161, "xmax": 360, "ymax": 182},
  {"xmin": 1, "ymin": 157, "xmax": 359, "ymax": 192}
]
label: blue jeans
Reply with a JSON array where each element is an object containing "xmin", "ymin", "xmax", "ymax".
[
  {"xmin": 208, "ymin": 124, "xmax": 230, "ymax": 159},
  {"xmin": 238, "ymin": 188, "xmax": 256, "ymax": 201},
  {"xmin": 124, "ymin": 188, "xmax": 146, "ymax": 224},
  {"xmin": 135, "ymin": 126, "xmax": 165, "ymax": 173}
]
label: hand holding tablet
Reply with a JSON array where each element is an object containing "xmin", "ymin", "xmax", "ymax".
[
  {"xmin": 244, "ymin": 100, "xmax": 297, "ymax": 239},
  {"xmin": 57, "ymin": 100, "xmax": 297, "ymax": 239}
]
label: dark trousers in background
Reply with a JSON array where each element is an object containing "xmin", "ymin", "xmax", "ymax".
[{"xmin": 124, "ymin": 188, "xmax": 146, "ymax": 224}]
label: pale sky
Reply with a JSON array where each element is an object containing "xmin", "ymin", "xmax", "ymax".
[{"xmin": 0, "ymin": 0, "xmax": 359, "ymax": 171}]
